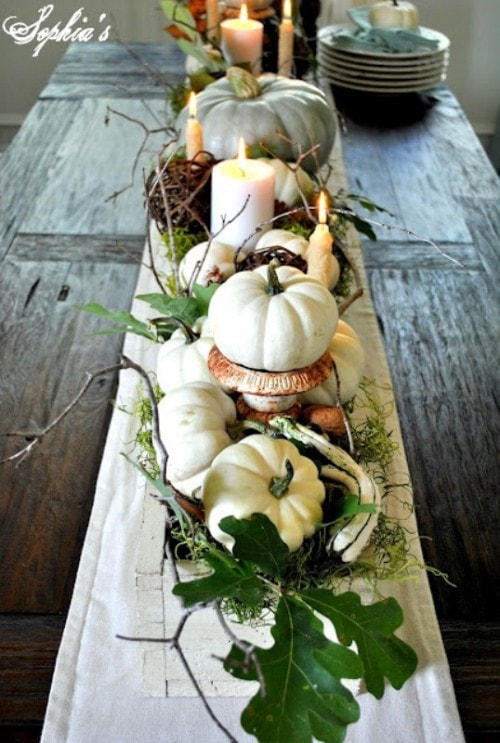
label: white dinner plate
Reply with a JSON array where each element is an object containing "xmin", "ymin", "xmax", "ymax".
[
  {"xmin": 318, "ymin": 24, "xmax": 450, "ymax": 60},
  {"xmin": 317, "ymin": 54, "xmax": 448, "ymax": 82},
  {"xmin": 318, "ymin": 44, "xmax": 448, "ymax": 71}
]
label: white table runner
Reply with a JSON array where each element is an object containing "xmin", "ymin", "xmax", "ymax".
[{"xmin": 41, "ymin": 134, "xmax": 465, "ymax": 743}]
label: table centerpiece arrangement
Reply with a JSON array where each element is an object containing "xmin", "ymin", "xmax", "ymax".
[{"xmin": 77, "ymin": 3, "xmax": 442, "ymax": 741}]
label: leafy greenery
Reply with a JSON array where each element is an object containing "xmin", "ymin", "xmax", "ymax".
[{"xmin": 172, "ymin": 515, "xmax": 418, "ymax": 742}]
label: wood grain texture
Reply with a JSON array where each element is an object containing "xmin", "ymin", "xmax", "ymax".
[
  {"xmin": 0, "ymin": 100, "xmax": 81, "ymax": 256},
  {"xmin": 16, "ymin": 97, "xmax": 169, "ymax": 238},
  {"xmin": 0, "ymin": 250, "xmax": 139, "ymax": 611},
  {"xmin": 40, "ymin": 41, "xmax": 185, "ymax": 99},
  {"xmin": 0, "ymin": 615, "xmax": 66, "ymax": 724},
  {"xmin": 367, "ymin": 266, "xmax": 499, "ymax": 620},
  {"xmin": 10, "ymin": 233, "xmax": 145, "ymax": 263}
]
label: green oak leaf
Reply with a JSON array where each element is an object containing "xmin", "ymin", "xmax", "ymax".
[
  {"xmin": 173, "ymin": 548, "xmax": 264, "ymax": 609},
  {"xmin": 299, "ymin": 589, "xmax": 418, "ymax": 698},
  {"xmin": 75, "ymin": 303, "xmax": 156, "ymax": 341},
  {"xmin": 191, "ymin": 282, "xmax": 219, "ymax": 315},
  {"xmin": 136, "ymin": 293, "xmax": 200, "ymax": 327},
  {"xmin": 225, "ymin": 594, "xmax": 361, "ymax": 743},
  {"xmin": 219, "ymin": 513, "xmax": 290, "ymax": 580}
]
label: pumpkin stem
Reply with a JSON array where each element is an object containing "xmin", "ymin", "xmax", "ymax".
[
  {"xmin": 269, "ymin": 458, "xmax": 294, "ymax": 498},
  {"xmin": 226, "ymin": 66, "xmax": 261, "ymax": 99},
  {"xmin": 266, "ymin": 262, "xmax": 284, "ymax": 296},
  {"xmin": 152, "ymin": 316, "xmax": 199, "ymax": 344},
  {"xmin": 392, "ymin": 0, "xmax": 399, "ymax": 5}
]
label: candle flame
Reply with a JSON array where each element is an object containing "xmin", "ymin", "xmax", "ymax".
[
  {"xmin": 283, "ymin": 0, "xmax": 292, "ymax": 20},
  {"xmin": 188, "ymin": 91, "xmax": 197, "ymax": 118},
  {"xmin": 237, "ymin": 136, "xmax": 247, "ymax": 163},
  {"xmin": 318, "ymin": 191, "xmax": 329, "ymax": 225},
  {"xmin": 240, "ymin": 2, "xmax": 248, "ymax": 22}
]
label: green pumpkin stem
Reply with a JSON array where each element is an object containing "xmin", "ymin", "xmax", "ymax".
[
  {"xmin": 151, "ymin": 316, "xmax": 199, "ymax": 343},
  {"xmin": 269, "ymin": 459, "xmax": 294, "ymax": 498},
  {"xmin": 226, "ymin": 66, "xmax": 261, "ymax": 99},
  {"xmin": 266, "ymin": 262, "xmax": 284, "ymax": 296}
]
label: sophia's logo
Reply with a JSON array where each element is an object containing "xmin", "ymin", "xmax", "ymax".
[{"xmin": 2, "ymin": 4, "xmax": 112, "ymax": 57}]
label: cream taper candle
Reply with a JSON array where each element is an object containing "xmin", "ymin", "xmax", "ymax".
[
  {"xmin": 206, "ymin": 0, "xmax": 220, "ymax": 43},
  {"xmin": 185, "ymin": 92, "xmax": 205, "ymax": 162},
  {"xmin": 220, "ymin": 3, "xmax": 263, "ymax": 75},
  {"xmin": 278, "ymin": 0, "xmax": 294, "ymax": 77},
  {"xmin": 307, "ymin": 191, "xmax": 334, "ymax": 285},
  {"xmin": 210, "ymin": 138, "xmax": 275, "ymax": 251}
]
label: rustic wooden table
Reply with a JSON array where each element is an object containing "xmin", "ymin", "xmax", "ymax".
[{"xmin": 0, "ymin": 41, "xmax": 498, "ymax": 742}]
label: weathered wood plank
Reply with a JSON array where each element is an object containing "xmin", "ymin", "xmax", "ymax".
[
  {"xmin": 0, "ymin": 614, "xmax": 66, "ymax": 724},
  {"xmin": 361, "ymin": 239, "xmax": 481, "ymax": 270},
  {"xmin": 10, "ymin": 233, "xmax": 145, "ymax": 263},
  {"xmin": 440, "ymin": 621, "xmax": 500, "ymax": 737},
  {"xmin": 367, "ymin": 267, "xmax": 499, "ymax": 621},
  {"xmin": 0, "ymin": 255, "xmax": 139, "ymax": 611},
  {"xmin": 0, "ymin": 100, "xmax": 81, "ymax": 257},
  {"xmin": 41, "ymin": 41, "xmax": 185, "ymax": 99},
  {"xmin": 340, "ymin": 115, "xmax": 472, "ymax": 243},
  {"xmin": 18, "ymin": 98, "xmax": 170, "ymax": 238}
]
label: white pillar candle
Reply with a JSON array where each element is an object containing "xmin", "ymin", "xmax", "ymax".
[
  {"xmin": 211, "ymin": 138, "xmax": 275, "ymax": 252},
  {"xmin": 308, "ymin": 191, "xmax": 333, "ymax": 282},
  {"xmin": 220, "ymin": 3, "xmax": 263, "ymax": 75},
  {"xmin": 206, "ymin": 0, "xmax": 220, "ymax": 43},
  {"xmin": 185, "ymin": 92, "xmax": 205, "ymax": 162},
  {"xmin": 278, "ymin": 0, "xmax": 294, "ymax": 77}
]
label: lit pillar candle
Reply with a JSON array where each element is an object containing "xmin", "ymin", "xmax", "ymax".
[
  {"xmin": 278, "ymin": 0, "xmax": 294, "ymax": 77},
  {"xmin": 210, "ymin": 138, "xmax": 275, "ymax": 251},
  {"xmin": 220, "ymin": 3, "xmax": 263, "ymax": 75},
  {"xmin": 185, "ymin": 92, "xmax": 205, "ymax": 163},
  {"xmin": 206, "ymin": 0, "xmax": 220, "ymax": 43},
  {"xmin": 307, "ymin": 191, "xmax": 333, "ymax": 283}
]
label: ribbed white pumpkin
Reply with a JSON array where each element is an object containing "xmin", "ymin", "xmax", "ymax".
[
  {"xmin": 256, "ymin": 159, "xmax": 315, "ymax": 206},
  {"xmin": 254, "ymin": 229, "xmax": 340, "ymax": 290},
  {"xmin": 208, "ymin": 265, "xmax": 339, "ymax": 371},
  {"xmin": 158, "ymin": 381, "xmax": 237, "ymax": 497},
  {"xmin": 178, "ymin": 241, "xmax": 237, "ymax": 289},
  {"xmin": 301, "ymin": 319, "xmax": 365, "ymax": 404},
  {"xmin": 157, "ymin": 317, "xmax": 227, "ymax": 394}
]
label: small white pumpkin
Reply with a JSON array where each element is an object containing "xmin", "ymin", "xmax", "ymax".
[
  {"xmin": 157, "ymin": 316, "xmax": 228, "ymax": 394},
  {"xmin": 158, "ymin": 381, "xmax": 237, "ymax": 497},
  {"xmin": 208, "ymin": 264, "xmax": 339, "ymax": 372},
  {"xmin": 202, "ymin": 434, "xmax": 325, "ymax": 552},
  {"xmin": 178, "ymin": 240, "xmax": 237, "ymax": 289},
  {"xmin": 255, "ymin": 228, "xmax": 309, "ymax": 259},
  {"xmin": 254, "ymin": 228, "xmax": 340, "ymax": 290},
  {"xmin": 256, "ymin": 158, "xmax": 316, "ymax": 207},
  {"xmin": 301, "ymin": 319, "xmax": 365, "ymax": 405},
  {"xmin": 369, "ymin": 1, "xmax": 420, "ymax": 30}
]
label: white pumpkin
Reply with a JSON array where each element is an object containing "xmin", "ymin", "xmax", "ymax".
[
  {"xmin": 179, "ymin": 240, "xmax": 237, "ymax": 289},
  {"xmin": 157, "ymin": 316, "xmax": 228, "ymax": 394},
  {"xmin": 208, "ymin": 264, "xmax": 339, "ymax": 371},
  {"xmin": 301, "ymin": 319, "xmax": 365, "ymax": 405},
  {"xmin": 255, "ymin": 229, "xmax": 309, "ymax": 259},
  {"xmin": 256, "ymin": 158, "xmax": 316, "ymax": 207},
  {"xmin": 254, "ymin": 228, "xmax": 340, "ymax": 290},
  {"xmin": 369, "ymin": 1, "xmax": 420, "ymax": 30},
  {"xmin": 158, "ymin": 381, "xmax": 237, "ymax": 497},
  {"xmin": 202, "ymin": 434, "xmax": 325, "ymax": 552}
]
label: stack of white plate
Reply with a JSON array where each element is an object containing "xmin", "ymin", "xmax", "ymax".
[{"xmin": 317, "ymin": 25, "xmax": 450, "ymax": 94}]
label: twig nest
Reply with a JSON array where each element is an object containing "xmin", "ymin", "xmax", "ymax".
[
  {"xmin": 145, "ymin": 155, "xmax": 217, "ymax": 232},
  {"xmin": 208, "ymin": 264, "xmax": 339, "ymax": 371}
]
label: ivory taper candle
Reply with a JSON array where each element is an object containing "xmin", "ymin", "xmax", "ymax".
[
  {"xmin": 278, "ymin": 0, "xmax": 294, "ymax": 77},
  {"xmin": 185, "ymin": 92, "xmax": 205, "ymax": 162},
  {"xmin": 205, "ymin": 0, "xmax": 220, "ymax": 43},
  {"xmin": 210, "ymin": 137, "xmax": 275, "ymax": 251},
  {"xmin": 307, "ymin": 191, "xmax": 334, "ymax": 285}
]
